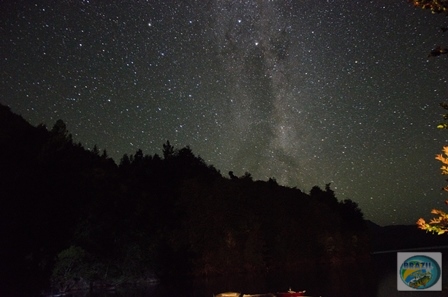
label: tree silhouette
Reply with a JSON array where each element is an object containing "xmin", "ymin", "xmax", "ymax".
[
  {"xmin": 162, "ymin": 140, "xmax": 175, "ymax": 159},
  {"xmin": 409, "ymin": 0, "xmax": 448, "ymax": 234},
  {"xmin": 0, "ymin": 103, "xmax": 372, "ymax": 295}
]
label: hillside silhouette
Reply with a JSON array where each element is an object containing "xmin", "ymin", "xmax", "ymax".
[
  {"xmin": 0, "ymin": 103, "xmax": 370, "ymax": 296},
  {"xmin": 367, "ymin": 220, "xmax": 448, "ymax": 252}
]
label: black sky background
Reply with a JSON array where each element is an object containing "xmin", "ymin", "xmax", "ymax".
[{"xmin": 1, "ymin": 0, "xmax": 448, "ymax": 226}]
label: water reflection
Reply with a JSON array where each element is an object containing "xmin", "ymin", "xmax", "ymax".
[
  {"xmin": 63, "ymin": 264, "xmax": 376, "ymax": 297},
  {"xmin": 50, "ymin": 252, "xmax": 447, "ymax": 297}
]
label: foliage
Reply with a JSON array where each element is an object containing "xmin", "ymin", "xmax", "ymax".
[
  {"xmin": 436, "ymin": 146, "xmax": 448, "ymax": 177},
  {"xmin": 409, "ymin": 0, "xmax": 448, "ymax": 235},
  {"xmin": 416, "ymin": 104, "xmax": 448, "ymax": 235},
  {"xmin": 437, "ymin": 102, "xmax": 448, "ymax": 129},
  {"xmin": 417, "ymin": 146, "xmax": 448, "ymax": 234},
  {"xmin": 417, "ymin": 209, "xmax": 448, "ymax": 234},
  {"xmin": 51, "ymin": 246, "xmax": 94, "ymax": 292},
  {"xmin": 408, "ymin": 0, "xmax": 448, "ymax": 14}
]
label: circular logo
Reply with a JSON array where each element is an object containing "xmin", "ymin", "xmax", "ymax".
[{"xmin": 399, "ymin": 255, "xmax": 441, "ymax": 290}]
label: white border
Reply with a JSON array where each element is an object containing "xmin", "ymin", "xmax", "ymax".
[{"xmin": 397, "ymin": 252, "xmax": 442, "ymax": 291}]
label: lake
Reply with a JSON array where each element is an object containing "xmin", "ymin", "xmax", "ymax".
[{"xmin": 45, "ymin": 249, "xmax": 448, "ymax": 297}]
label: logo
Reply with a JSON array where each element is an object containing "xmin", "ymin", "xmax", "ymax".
[{"xmin": 397, "ymin": 252, "xmax": 442, "ymax": 291}]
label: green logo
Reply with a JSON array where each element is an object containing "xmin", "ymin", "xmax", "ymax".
[{"xmin": 399, "ymin": 254, "xmax": 441, "ymax": 290}]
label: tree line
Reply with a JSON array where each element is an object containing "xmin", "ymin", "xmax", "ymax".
[{"xmin": 0, "ymin": 103, "xmax": 370, "ymax": 296}]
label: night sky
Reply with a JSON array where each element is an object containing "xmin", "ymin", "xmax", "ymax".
[{"xmin": 1, "ymin": 0, "xmax": 447, "ymax": 226}]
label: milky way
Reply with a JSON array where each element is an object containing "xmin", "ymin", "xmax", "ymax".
[
  {"xmin": 208, "ymin": 1, "xmax": 303, "ymax": 184},
  {"xmin": 1, "ymin": 0, "xmax": 448, "ymax": 225}
]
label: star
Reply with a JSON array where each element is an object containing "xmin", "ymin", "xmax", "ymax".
[{"xmin": 1, "ymin": 0, "xmax": 447, "ymax": 226}]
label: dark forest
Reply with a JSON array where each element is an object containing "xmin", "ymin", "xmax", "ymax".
[{"xmin": 0, "ymin": 103, "xmax": 371, "ymax": 296}]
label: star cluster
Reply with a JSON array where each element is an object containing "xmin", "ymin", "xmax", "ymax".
[{"xmin": 1, "ymin": 0, "xmax": 447, "ymax": 226}]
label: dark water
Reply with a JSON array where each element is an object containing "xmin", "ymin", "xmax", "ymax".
[
  {"xmin": 46, "ymin": 250, "xmax": 448, "ymax": 297},
  {"xmin": 373, "ymin": 250, "xmax": 448, "ymax": 297}
]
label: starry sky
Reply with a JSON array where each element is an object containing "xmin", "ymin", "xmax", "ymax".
[{"xmin": 1, "ymin": 0, "xmax": 447, "ymax": 226}]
